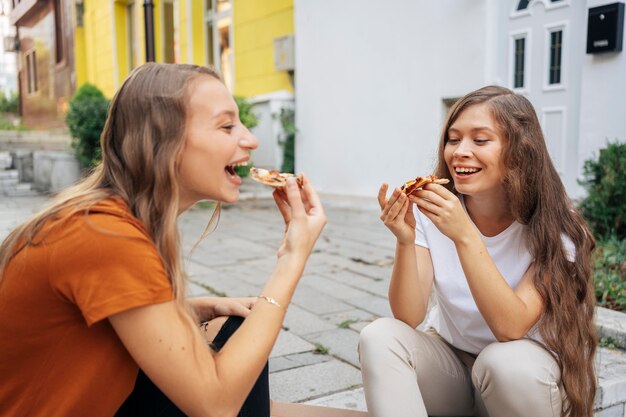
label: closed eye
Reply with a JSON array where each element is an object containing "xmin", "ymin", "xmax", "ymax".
[
  {"xmin": 474, "ymin": 138, "xmax": 489, "ymax": 144},
  {"xmin": 222, "ymin": 124, "xmax": 235, "ymax": 131}
]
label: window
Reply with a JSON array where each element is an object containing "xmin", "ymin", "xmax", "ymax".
[
  {"xmin": 205, "ymin": 0, "xmax": 232, "ymax": 90},
  {"xmin": 548, "ymin": 30, "xmax": 562, "ymax": 85},
  {"xmin": 513, "ymin": 37, "xmax": 526, "ymax": 88},
  {"xmin": 54, "ymin": 0, "xmax": 64, "ymax": 64},
  {"xmin": 25, "ymin": 50, "xmax": 38, "ymax": 94},
  {"xmin": 517, "ymin": 0, "xmax": 530, "ymax": 11}
]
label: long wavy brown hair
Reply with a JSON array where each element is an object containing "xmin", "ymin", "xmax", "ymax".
[
  {"xmin": 0, "ymin": 63, "xmax": 222, "ymax": 320},
  {"xmin": 434, "ymin": 86, "xmax": 597, "ymax": 417}
]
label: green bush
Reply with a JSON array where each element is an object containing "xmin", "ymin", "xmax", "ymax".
[
  {"xmin": 277, "ymin": 108, "xmax": 295, "ymax": 174},
  {"xmin": 233, "ymin": 96, "xmax": 258, "ymax": 177},
  {"xmin": 579, "ymin": 142, "xmax": 626, "ymax": 240},
  {"xmin": 593, "ymin": 238, "xmax": 626, "ymax": 312},
  {"xmin": 0, "ymin": 91, "xmax": 18, "ymax": 113},
  {"xmin": 66, "ymin": 84, "xmax": 110, "ymax": 168}
]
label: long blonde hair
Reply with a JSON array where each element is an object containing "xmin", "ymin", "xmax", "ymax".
[
  {"xmin": 435, "ymin": 86, "xmax": 597, "ymax": 417},
  {"xmin": 0, "ymin": 63, "xmax": 221, "ymax": 319}
]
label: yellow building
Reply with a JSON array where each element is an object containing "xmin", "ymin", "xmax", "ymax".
[
  {"xmin": 75, "ymin": 0, "xmax": 294, "ymax": 99},
  {"xmin": 74, "ymin": 0, "xmax": 294, "ymax": 167}
]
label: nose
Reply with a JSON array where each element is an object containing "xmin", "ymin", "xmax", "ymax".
[
  {"xmin": 452, "ymin": 138, "xmax": 472, "ymax": 158},
  {"xmin": 240, "ymin": 126, "xmax": 259, "ymax": 151}
]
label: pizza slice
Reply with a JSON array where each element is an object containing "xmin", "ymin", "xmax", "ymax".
[
  {"xmin": 401, "ymin": 175, "xmax": 450, "ymax": 196},
  {"xmin": 250, "ymin": 167, "xmax": 303, "ymax": 188}
]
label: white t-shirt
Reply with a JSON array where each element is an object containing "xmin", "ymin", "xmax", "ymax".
[{"xmin": 415, "ymin": 203, "xmax": 533, "ymax": 355}]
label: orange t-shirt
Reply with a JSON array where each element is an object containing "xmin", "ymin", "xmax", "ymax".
[{"xmin": 0, "ymin": 198, "xmax": 173, "ymax": 417}]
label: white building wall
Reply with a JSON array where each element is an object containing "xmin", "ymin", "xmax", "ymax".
[
  {"xmin": 579, "ymin": 0, "xmax": 626, "ymax": 191},
  {"xmin": 294, "ymin": 0, "xmax": 492, "ymax": 197},
  {"xmin": 0, "ymin": 13, "xmax": 17, "ymax": 95},
  {"xmin": 295, "ymin": 0, "xmax": 625, "ymax": 198},
  {"xmin": 506, "ymin": 0, "xmax": 587, "ymax": 196}
]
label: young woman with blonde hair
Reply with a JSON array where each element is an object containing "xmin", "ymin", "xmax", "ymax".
[
  {"xmin": 359, "ymin": 85, "xmax": 596, "ymax": 417},
  {"xmin": 0, "ymin": 63, "xmax": 326, "ymax": 417}
]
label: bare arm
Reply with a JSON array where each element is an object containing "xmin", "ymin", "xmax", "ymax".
[
  {"xmin": 412, "ymin": 185, "xmax": 544, "ymax": 341},
  {"xmin": 110, "ymin": 176, "xmax": 326, "ymax": 417},
  {"xmin": 388, "ymin": 244, "xmax": 434, "ymax": 328},
  {"xmin": 379, "ymin": 184, "xmax": 435, "ymax": 328}
]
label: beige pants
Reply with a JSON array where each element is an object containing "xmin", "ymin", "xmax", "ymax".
[{"xmin": 358, "ymin": 317, "xmax": 562, "ymax": 417}]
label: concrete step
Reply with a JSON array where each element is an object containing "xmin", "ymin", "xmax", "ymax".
[
  {"xmin": 1, "ymin": 182, "xmax": 40, "ymax": 197},
  {"xmin": 0, "ymin": 152, "xmax": 11, "ymax": 170},
  {"xmin": 0, "ymin": 169, "xmax": 18, "ymax": 180},
  {"xmin": 596, "ymin": 347, "xmax": 626, "ymax": 416},
  {"xmin": 597, "ymin": 307, "xmax": 626, "ymax": 349}
]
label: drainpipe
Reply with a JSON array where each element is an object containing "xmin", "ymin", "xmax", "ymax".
[{"xmin": 143, "ymin": 0, "xmax": 155, "ymax": 62}]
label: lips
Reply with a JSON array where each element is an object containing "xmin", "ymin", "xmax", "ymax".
[
  {"xmin": 454, "ymin": 166, "xmax": 481, "ymax": 176},
  {"xmin": 225, "ymin": 160, "xmax": 248, "ymax": 176}
]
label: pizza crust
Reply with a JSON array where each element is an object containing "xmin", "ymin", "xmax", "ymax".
[{"xmin": 250, "ymin": 167, "xmax": 303, "ymax": 188}]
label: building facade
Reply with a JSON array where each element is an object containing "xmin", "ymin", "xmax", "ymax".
[
  {"xmin": 9, "ymin": 0, "xmax": 295, "ymax": 160},
  {"xmin": 9, "ymin": 0, "xmax": 75, "ymax": 128},
  {"xmin": 294, "ymin": 0, "xmax": 626, "ymax": 198},
  {"xmin": 1, "ymin": 0, "xmax": 18, "ymax": 96},
  {"xmin": 74, "ymin": 0, "xmax": 294, "ymax": 168}
]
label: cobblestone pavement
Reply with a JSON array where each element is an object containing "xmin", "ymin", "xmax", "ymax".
[{"xmin": 1, "ymin": 180, "xmax": 625, "ymax": 413}]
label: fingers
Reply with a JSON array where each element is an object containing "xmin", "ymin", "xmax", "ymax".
[
  {"xmin": 380, "ymin": 187, "xmax": 404, "ymax": 219},
  {"xmin": 284, "ymin": 177, "xmax": 305, "ymax": 218},
  {"xmin": 411, "ymin": 187, "xmax": 447, "ymax": 207},
  {"xmin": 273, "ymin": 188, "xmax": 291, "ymax": 224},
  {"xmin": 378, "ymin": 183, "xmax": 389, "ymax": 210},
  {"xmin": 299, "ymin": 174, "xmax": 324, "ymax": 215}
]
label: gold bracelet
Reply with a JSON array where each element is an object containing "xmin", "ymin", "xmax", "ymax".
[{"xmin": 257, "ymin": 295, "xmax": 283, "ymax": 310}]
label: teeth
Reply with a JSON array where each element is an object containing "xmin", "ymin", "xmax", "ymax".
[
  {"xmin": 455, "ymin": 167, "xmax": 479, "ymax": 173},
  {"xmin": 233, "ymin": 161, "xmax": 248, "ymax": 167}
]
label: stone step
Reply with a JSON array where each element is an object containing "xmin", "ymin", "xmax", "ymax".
[
  {"xmin": 0, "ymin": 152, "xmax": 11, "ymax": 170},
  {"xmin": 597, "ymin": 307, "xmax": 626, "ymax": 349},
  {"xmin": 0, "ymin": 169, "xmax": 18, "ymax": 180},
  {"xmin": 0, "ymin": 182, "xmax": 40, "ymax": 197}
]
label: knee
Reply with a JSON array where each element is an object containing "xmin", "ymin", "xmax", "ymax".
[
  {"xmin": 472, "ymin": 341, "xmax": 559, "ymax": 393},
  {"xmin": 358, "ymin": 317, "xmax": 413, "ymax": 364}
]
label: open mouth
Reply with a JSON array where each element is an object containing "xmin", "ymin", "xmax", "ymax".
[
  {"xmin": 225, "ymin": 161, "xmax": 248, "ymax": 176},
  {"xmin": 454, "ymin": 167, "xmax": 482, "ymax": 176}
]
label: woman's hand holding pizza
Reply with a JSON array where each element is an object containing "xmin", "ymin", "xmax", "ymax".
[
  {"xmin": 410, "ymin": 184, "xmax": 474, "ymax": 243},
  {"xmin": 378, "ymin": 183, "xmax": 416, "ymax": 245},
  {"xmin": 272, "ymin": 175, "xmax": 327, "ymax": 260}
]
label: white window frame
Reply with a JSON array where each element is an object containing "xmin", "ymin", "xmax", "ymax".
[
  {"xmin": 543, "ymin": 21, "xmax": 567, "ymax": 92},
  {"xmin": 509, "ymin": 29, "xmax": 531, "ymax": 93},
  {"xmin": 203, "ymin": 0, "xmax": 234, "ymax": 91},
  {"xmin": 511, "ymin": 0, "xmax": 570, "ymax": 18},
  {"xmin": 544, "ymin": 0, "xmax": 570, "ymax": 11}
]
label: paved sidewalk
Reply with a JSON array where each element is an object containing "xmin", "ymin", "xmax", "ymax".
[{"xmin": 1, "ymin": 179, "xmax": 625, "ymax": 415}]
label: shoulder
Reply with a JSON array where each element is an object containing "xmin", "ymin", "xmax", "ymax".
[{"xmin": 45, "ymin": 197, "xmax": 160, "ymax": 269}]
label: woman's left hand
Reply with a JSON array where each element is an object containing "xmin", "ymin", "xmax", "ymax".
[
  {"xmin": 410, "ymin": 184, "xmax": 474, "ymax": 243},
  {"xmin": 187, "ymin": 296, "xmax": 257, "ymax": 322}
]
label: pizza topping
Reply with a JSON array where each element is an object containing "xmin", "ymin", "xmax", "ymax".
[
  {"xmin": 250, "ymin": 167, "xmax": 303, "ymax": 188},
  {"xmin": 400, "ymin": 175, "xmax": 449, "ymax": 195}
]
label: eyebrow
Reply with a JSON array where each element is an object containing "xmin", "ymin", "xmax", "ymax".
[
  {"xmin": 448, "ymin": 126, "xmax": 497, "ymax": 134},
  {"xmin": 212, "ymin": 110, "xmax": 237, "ymax": 120}
]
